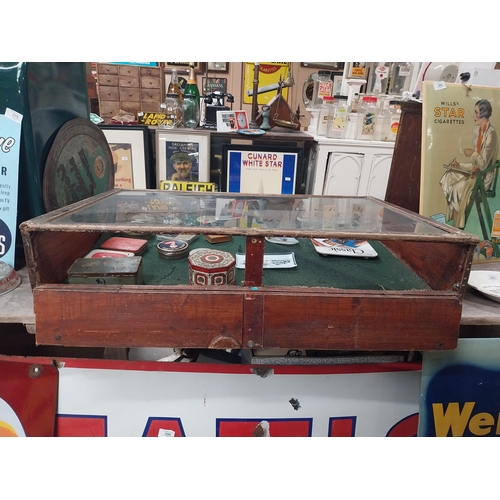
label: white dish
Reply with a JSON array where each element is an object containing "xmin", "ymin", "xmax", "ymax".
[
  {"xmin": 265, "ymin": 237, "xmax": 299, "ymax": 245},
  {"xmin": 236, "ymin": 252, "xmax": 297, "ymax": 269},
  {"xmin": 468, "ymin": 270, "xmax": 500, "ymax": 303}
]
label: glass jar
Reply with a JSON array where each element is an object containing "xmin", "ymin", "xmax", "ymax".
[
  {"xmin": 316, "ymin": 96, "xmax": 334, "ymax": 136},
  {"xmin": 356, "ymin": 96, "xmax": 378, "ymax": 140},
  {"xmin": 326, "ymin": 95, "xmax": 350, "ymax": 139},
  {"xmin": 384, "ymin": 100, "xmax": 401, "ymax": 142},
  {"xmin": 182, "ymin": 93, "xmax": 200, "ymax": 128},
  {"xmin": 312, "ymin": 70, "xmax": 333, "ymax": 108},
  {"xmin": 161, "ymin": 92, "xmax": 183, "ymax": 129}
]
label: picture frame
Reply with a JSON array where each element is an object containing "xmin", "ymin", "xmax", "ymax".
[
  {"xmin": 301, "ymin": 62, "xmax": 345, "ymax": 71},
  {"xmin": 223, "ymin": 144, "xmax": 303, "ymax": 195},
  {"xmin": 207, "ymin": 62, "xmax": 229, "ymax": 73},
  {"xmin": 99, "ymin": 124, "xmax": 151, "ymax": 189},
  {"xmin": 202, "ymin": 77, "xmax": 228, "ymax": 94},
  {"xmin": 333, "ymin": 74, "xmax": 343, "ymax": 95},
  {"xmin": 155, "ymin": 129, "xmax": 211, "ymax": 188},
  {"xmin": 161, "ymin": 62, "xmax": 206, "ymax": 74}
]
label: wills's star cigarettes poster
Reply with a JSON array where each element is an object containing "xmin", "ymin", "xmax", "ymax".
[{"xmin": 421, "ymin": 82, "xmax": 500, "ymax": 263}]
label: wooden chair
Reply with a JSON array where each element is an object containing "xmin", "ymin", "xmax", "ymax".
[{"xmin": 464, "ymin": 159, "xmax": 500, "ymax": 258}]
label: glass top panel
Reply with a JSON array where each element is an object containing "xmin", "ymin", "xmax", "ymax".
[{"xmin": 45, "ymin": 190, "xmax": 450, "ymax": 237}]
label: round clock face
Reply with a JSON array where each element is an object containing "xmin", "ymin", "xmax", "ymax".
[{"xmin": 237, "ymin": 113, "xmax": 247, "ymax": 128}]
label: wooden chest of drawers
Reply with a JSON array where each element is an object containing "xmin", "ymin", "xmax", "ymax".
[{"xmin": 97, "ymin": 63, "xmax": 163, "ymax": 123}]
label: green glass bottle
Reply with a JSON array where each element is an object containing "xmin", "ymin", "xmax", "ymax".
[{"xmin": 184, "ymin": 62, "xmax": 200, "ymax": 108}]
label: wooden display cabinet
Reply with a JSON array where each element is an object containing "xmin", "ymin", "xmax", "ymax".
[{"xmin": 20, "ymin": 190, "xmax": 479, "ymax": 352}]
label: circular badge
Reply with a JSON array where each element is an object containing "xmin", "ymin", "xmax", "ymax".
[{"xmin": 43, "ymin": 118, "xmax": 114, "ymax": 212}]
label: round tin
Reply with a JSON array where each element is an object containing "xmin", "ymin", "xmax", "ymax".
[
  {"xmin": 0, "ymin": 261, "xmax": 21, "ymax": 296},
  {"xmin": 188, "ymin": 249, "xmax": 236, "ymax": 286},
  {"xmin": 156, "ymin": 240, "xmax": 189, "ymax": 260}
]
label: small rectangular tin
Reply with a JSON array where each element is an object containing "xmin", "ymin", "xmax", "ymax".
[
  {"xmin": 68, "ymin": 256, "xmax": 143, "ymax": 285},
  {"xmin": 99, "ymin": 236, "xmax": 149, "ymax": 255}
]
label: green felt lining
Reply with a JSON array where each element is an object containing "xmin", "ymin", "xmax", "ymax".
[{"xmin": 94, "ymin": 235, "xmax": 430, "ymax": 291}]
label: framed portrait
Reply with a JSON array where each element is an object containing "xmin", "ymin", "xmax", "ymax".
[
  {"xmin": 207, "ymin": 62, "xmax": 229, "ymax": 73},
  {"xmin": 99, "ymin": 124, "xmax": 151, "ymax": 189},
  {"xmin": 161, "ymin": 62, "xmax": 206, "ymax": 74},
  {"xmin": 223, "ymin": 144, "xmax": 303, "ymax": 195},
  {"xmin": 155, "ymin": 129, "xmax": 211, "ymax": 187}
]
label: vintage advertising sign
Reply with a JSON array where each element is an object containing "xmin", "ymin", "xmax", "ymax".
[
  {"xmin": 138, "ymin": 111, "xmax": 167, "ymax": 126},
  {"xmin": 421, "ymin": 82, "xmax": 500, "ymax": 263},
  {"xmin": 0, "ymin": 356, "xmax": 421, "ymax": 437},
  {"xmin": 0, "ymin": 108, "xmax": 23, "ymax": 268},
  {"xmin": 243, "ymin": 63, "xmax": 290, "ymax": 105},
  {"xmin": 419, "ymin": 338, "xmax": 500, "ymax": 437},
  {"xmin": 227, "ymin": 148, "xmax": 298, "ymax": 194},
  {"xmin": 202, "ymin": 77, "xmax": 227, "ymax": 94},
  {"xmin": 0, "ymin": 358, "xmax": 58, "ymax": 436},
  {"xmin": 160, "ymin": 180, "xmax": 215, "ymax": 192}
]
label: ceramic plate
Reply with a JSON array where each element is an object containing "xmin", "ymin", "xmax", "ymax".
[
  {"xmin": 237, "ymin": 128, "xmax": 266, "ymax": 136},
  {"xmin": 468, "ymin": 270, "xmax": 500, "ymax": 303}
]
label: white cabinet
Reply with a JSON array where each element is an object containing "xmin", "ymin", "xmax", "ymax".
[{"xmin": 309, "ymin": 137, "xmax": 395, "ymax": 199}]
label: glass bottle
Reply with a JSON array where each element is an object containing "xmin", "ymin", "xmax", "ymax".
[
  {"xmin": 356, "ymin": 96, "xmax": 378, "ymax": 140},
  {"xmin": 383, "ymin": 100, "xmax": 401, "ymax": 142},
  {"xmin": 167, "ymin": 68, "xmax": 183, "ymax": 102},
  {"xmin": 182, "ymin": 93, "xmax": 199, "ymax": 128},
  {"xmin": 162, "ymin": 92, "xmax": 183, "ymax": 129},
  {"xmin": 317, "ymin": 96, "xmax": 334, "ymax": 136},
  {"xmin": 312, "ymin": 70, "xmax": 333, "ymax": 108},
  {"xmin": 184, "ymin": 63, "xmax": 200, "ymax": 109},
  {"xmin": 327, "ymin": 95, "xmax": 350, "ymax": 139}
]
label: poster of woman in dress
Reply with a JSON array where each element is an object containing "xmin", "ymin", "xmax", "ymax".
[{"xmin": 421, "ymin": 82, "xmax": 500, "ymax": 262}]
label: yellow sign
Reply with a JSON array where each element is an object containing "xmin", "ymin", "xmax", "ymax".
[
  {"xmin": 160, "ymin": 180, "xmax": 216, "ymax": 192},
  {"xmin": 138, "ymin": 112, "xmax": 167, "ymax": 126},
  {"xmin": 243, "ymin": 62, "xmax": 290, "ymax": 105}
]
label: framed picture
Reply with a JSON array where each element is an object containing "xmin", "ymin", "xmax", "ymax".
[
  {"xmin": 202, "ymin": 77, "xmax": 228, "ymax": 94},
  {"xmin": 161, "ymin": 62, "xmax": 206, "ymax": 74},
  {"xmin": 223, "ymin": 144, "xmax": 303, "ymax": 194},
  {"xmin": 99, "ymin": 124, "xmax": 151, "ymax": 189},
  {"xmin": 301, "ymin": 62, "xmax": 345, "ymax": 71},
  {"xmin": 207, "ymin": 62, "xmax": 229, "ymax": 73},
  {"xmin": 333, "ymin": 74, "xmax": 343, "ymax": 95},
  {"xmin": 155, "ymin": 129, "xmax": 211, "ymax": 187}
]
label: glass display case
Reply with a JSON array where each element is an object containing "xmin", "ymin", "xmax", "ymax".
[{"xmin": 20, "ymin": 189, "xmax": 480, "ymax": 351}]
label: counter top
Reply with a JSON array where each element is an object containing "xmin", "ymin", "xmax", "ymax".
[{"xmin": 2, "ymin": 264, "xmax": 500, "ymax": 334}]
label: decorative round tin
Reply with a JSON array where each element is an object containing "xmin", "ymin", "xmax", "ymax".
[
  {"xmin": 42, "ymin": 118, "xmax": 114, "ymax": 212},
  {"xmin": 188, "ymin": 249, "xmax": 235, "ymax": 286},
  {"xmin": 157, "ymin": 240, "xmax": 189, "ymax": 260},
  {"xmin": 0, "ymin": 261, "xmax": 21, "ymax": 296}
]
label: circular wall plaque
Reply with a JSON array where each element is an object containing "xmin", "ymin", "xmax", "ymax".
[{"xmin": 43, "ymin": 118, "xmax": 114, "ymax": 212}]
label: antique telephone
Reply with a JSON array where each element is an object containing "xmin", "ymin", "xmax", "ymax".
[{"xmin": 201, "ymin": 92, "xmax": 234, "ymax": 129}]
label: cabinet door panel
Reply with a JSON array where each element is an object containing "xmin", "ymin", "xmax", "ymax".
[
  {"xmin": 323, "ymin": 152, "xmax": 363, "ymax": 196},
  {"xmin": 365, "ymin": 153, "xmax": 393, "ymax": 200}
]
